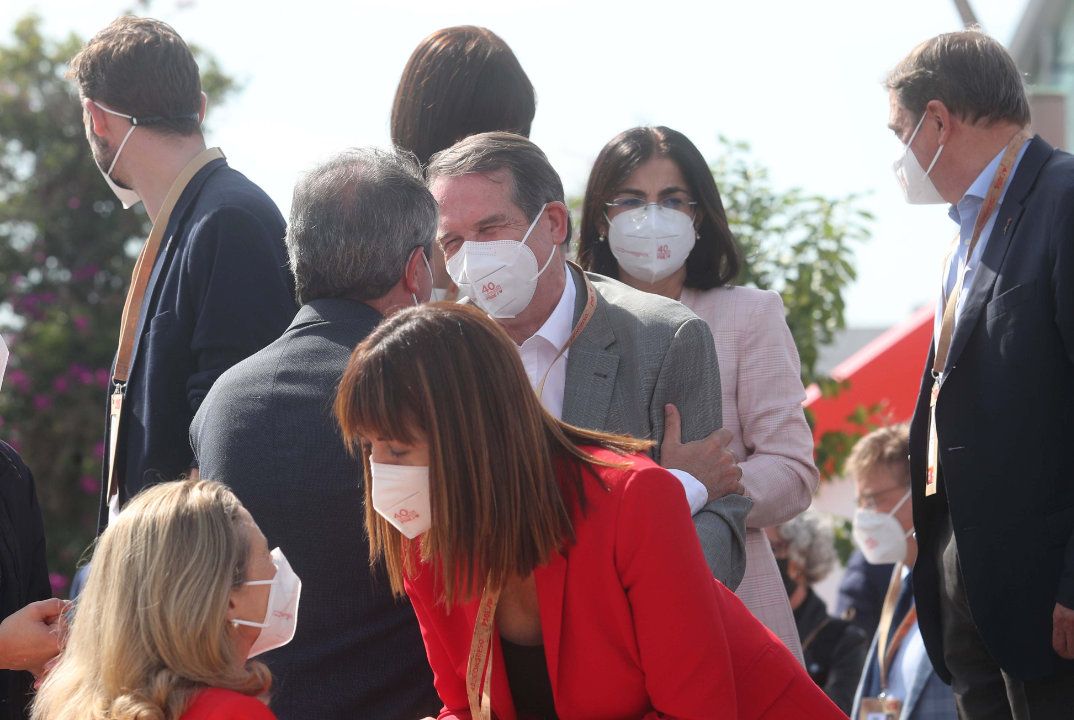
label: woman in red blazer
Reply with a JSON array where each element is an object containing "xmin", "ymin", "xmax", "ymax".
[{"xmin": 336, "ymin": 303, "xmax": 843, "ymax": 720}]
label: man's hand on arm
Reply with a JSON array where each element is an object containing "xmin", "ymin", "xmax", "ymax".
[
  {"xmin": 0, "ymin": 598, "xmax": 65, "ymax": 675},
  {"xmin": 660, "ymin": 403, "xmax": 744, "ymax": 502},
  {"xmin": 1054, "ymin": 602, "xmax": 1074, "ymax": 659}
]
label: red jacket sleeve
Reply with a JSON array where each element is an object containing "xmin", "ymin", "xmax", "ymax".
[
  {"xmin": 614, "ymin": 464, "xmax": 739, "ymax": 718},
  {"xmin": 404, "ymin": 565, "xmax": 473, "ymax": 720}
]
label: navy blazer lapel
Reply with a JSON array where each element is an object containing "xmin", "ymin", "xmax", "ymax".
[
  {"xmin": 944, "ymin": 136, "xmax": 1052, "ymax": 374},
  {"xmin": 560, "ymin": 266, "xmax": 619, "ymax": 429},
  {"xmin": 127, "ymin": 159, "xmax": 226, "ymax": 378}
]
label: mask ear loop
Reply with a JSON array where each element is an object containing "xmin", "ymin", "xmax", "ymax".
[{"xmin": 517, "ymin": 203, "xmax": 555, "ymax": 281}]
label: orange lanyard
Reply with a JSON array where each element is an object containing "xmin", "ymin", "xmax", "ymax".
[
  {"xmin": 466, "ymin": 580, "xmax": 502, "ymax": 720},
  {"xmin": 876, "ymin": 563, "xmax": 917, "ymax": 691},
  {"xmin": 106, "ymin": 147, "xmax": 224, "ymax": 499},
  {"xmin": 534, "ymin": 261, "xmax": 598, "ymax": 399},
  {"xmin": 932, "ymin": 130, "xmax": 1029, "ymax": 378}
]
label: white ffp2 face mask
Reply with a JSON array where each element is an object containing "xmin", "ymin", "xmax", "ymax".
[
  {"xmin": 893, "ymin": 112, "xmax": 945, "ymax": 205},
  {"xmin": 445, "ymin": 204, "xmax": 555, "ymax": 319},
  {"xmin": 370, "ymin": 461, "xmax": 432, "ymax": 539},
  {"xmin": 608, "ymin": 204, "xmax": 696, "ymax": 284},
  {"xmin": 91, "ymin": 102, "xmax": 142, "ymax": 210},
  {"xmin": 231, "ymin": 547, "xmax": 302, "ymax": 658},
  {"xmin": 852, "ymin": 490, "xmax": 913, "ymax": 565}
]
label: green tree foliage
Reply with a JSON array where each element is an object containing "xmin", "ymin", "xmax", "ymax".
[
  {"xmin": 0, "ymin": 14, "xmax": 236, "ymax": 594},
  {"xmin": 710, "ymin": 136, "xmax": 873, "ymax": 387}
]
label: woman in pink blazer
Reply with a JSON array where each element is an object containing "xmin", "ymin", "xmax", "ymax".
[
  {"xmin": 578, "ymin": 126, "xmax": 820, "ymax": 662},
  {"xmin": 334, "ymin": 303, "xmax": 842, "ymax": 719}
]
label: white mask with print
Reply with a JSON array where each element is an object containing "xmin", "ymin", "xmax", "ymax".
[
  {"xmin": 231, "ymin": 547, "xmax": 302, "ymax": 658},
  {"xmin": 608, "ymin": 204, "xmax": 696, "ymax": 283},
  {"xmin": 893, "ymin": 112, "xmax": 945, "ymax": 205},
  {"xmin": 445, "ymin": 204, "xmax": 555, "ymax": 318},
  {"xmin": 852, "ymin": 490, "xmax": 914, "ymax": 565},
  {"xmin": 370, "ymin": 461, "xmax": 432, "ymax": 539}
]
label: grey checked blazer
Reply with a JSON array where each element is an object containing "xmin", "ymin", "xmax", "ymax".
[{"xmin": 561, "ymin": 266, "xmax": 750, "ymax": 588}]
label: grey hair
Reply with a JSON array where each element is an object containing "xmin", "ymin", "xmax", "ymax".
[
  {"xmin": 286, "ymin": 147, "xmax": 438, "ymax": 305},
  {"xmin": 886, "ymin": 28, "xmax": 1030, "ymax": 127},
  {"xmin": 776, "ymin": 511, "xmax": 837, "ymax": 585},
  {"xmin": 425, "ymin": 131, "xmax": 572, "ymax": 243}
]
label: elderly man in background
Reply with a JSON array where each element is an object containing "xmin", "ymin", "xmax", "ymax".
[
  {"xmin": 767, "ymin": 513, "xmax": 867, "ymax": 714},
  {"xmin": 190, "ymin": 148, "xmax": 440, "ymax": 720},
  {"xmin": 426, "ymin": 132, "xmax": 749, "ymax": 587}
]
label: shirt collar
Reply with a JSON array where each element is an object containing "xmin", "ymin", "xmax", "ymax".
[
  {"xmin": 528, "ymin": 264, "xmax": 576, "ymax": 348},
  {"xmin": 949, "ymin": 139, "xmax": 1029, "ymax": 225}
]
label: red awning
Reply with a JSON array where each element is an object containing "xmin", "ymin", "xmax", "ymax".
[{"xmin": 804, "ymin": 305, "xmax": 935, "ymax": 442}]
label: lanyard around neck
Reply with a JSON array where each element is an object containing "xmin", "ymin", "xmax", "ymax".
[
  {"xmin": 932, "ymin": 131, "xmax": 1029, "ymax": 378},
  {"xmin": 534, "ymin": 262, "xmax": 598, "ymax": 399}
]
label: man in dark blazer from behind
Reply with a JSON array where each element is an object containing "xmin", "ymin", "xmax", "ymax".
[
  {"xmin": 69, "ymin": 17, "xmax": 296, "ymax": 527},
  {"xmin": 190, "ymin": 148, "xmax": 441, "ymax": 720},
  {"xmin": 887, "ymin": 30, "xmax": 1074, "ymax": 717}
]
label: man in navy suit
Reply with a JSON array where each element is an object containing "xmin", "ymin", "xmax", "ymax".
[
  {"xmin": 888, "ymin": 30, "xmax": 1074, "ymax": 717},
  {"xmin": 69, "ymin": 17, "xmax": 296, "ymax": 525},
  {"xmin": 190, "ymin": 148, "xmax": 441, "ymax": 719}
]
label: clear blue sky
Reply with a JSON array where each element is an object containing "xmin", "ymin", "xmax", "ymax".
[{"xmin": 4, "ymin": 0, "xmax": 1031, "ymax": 325}]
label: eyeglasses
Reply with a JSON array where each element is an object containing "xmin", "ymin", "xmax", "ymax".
[
  {"xmin": 856, "ymin": 484, "xmax": 907, "ymax": 511},
  {"xmin": 605, "ymin": 195, "xmax": 698, "ymax": 218}
]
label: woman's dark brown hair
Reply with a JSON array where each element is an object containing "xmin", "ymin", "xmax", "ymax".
[
  {"xmin": 577, "ymin": 126, "xmax": 740, "ymax": 290},
  {"xmin": 390, "ymin": 26, "xmax": 536, "ymax": 167},
  {"xmin": 334, "ymin": 303, "xmax": 649, "ymax": 607}
]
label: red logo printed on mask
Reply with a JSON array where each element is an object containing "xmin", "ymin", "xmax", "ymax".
[
  {"xmin": 657, "ymin": 244, "xmax": 671, "ymax": 260},
  {"xmin": 481, "ymin": 281, "xmax": 502, "ymax": 300},
  {"xmin": 394, "ymin": 508, "xmax": 420, "ymax": 524}
]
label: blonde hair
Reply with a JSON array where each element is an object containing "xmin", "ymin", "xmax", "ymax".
[
  {"xmin": 32, "ymin": 480, "xmax": 271, "ymax": 720},
  {"xmin": 334, "ymin": 303, "xmax": 651, "ymax": 607},
  {"xmin": 845, "ymin": 423, "xmax": 911, "ymax": 485}
]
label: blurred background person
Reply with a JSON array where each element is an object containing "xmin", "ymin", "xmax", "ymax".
[
  {"xmin": 32, "ymin": 479, "xmax": 296, "ymax": 720},
  {"xmin": 0, "ymin": 336, "xmax": 62, "ymax": 719},
  {"xmin": 767, "ymin": 512, "xmax": 868, "ymax": 714},
  {"xmin": 578, "ymin": 126, "xmax": 818, "ymax": 661},
  {"xmin": 848, "ymin": 425, "xmax": 956, "ymax": 720},
  {"xmin": 836, "ymin": 548, "xmax": 895, "ymax": 639},
  {"xmin": 191, "ymin": 148, "xmax": 440, "ymax": 720},
  {"xmin": 335, "ymin": 303, "xmax": 844, "ymax": 719},
  {"xmin": 391, "ymin": 25, "xmax": 535, "ymax": 298}
]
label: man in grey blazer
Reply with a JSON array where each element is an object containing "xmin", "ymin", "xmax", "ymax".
[
  {"xmin": 190, "ymin": 149, "xmax": 441, "ymax": 720},
  {"xmin": 427, "ymin": 132, "xmax": 749, "ymax": 587}
]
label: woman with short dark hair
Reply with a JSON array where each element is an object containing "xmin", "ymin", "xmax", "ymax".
[
  {"xmin": 578, "ymin": 126, "xmax": 819, "ymax": 663},
  {"xmin": 390, "ymin": 26, "xmax": 535, "ymax": 299},
  {"xmin": 334, "ymin": 302, "xmax": 842, "ymax": 719}
]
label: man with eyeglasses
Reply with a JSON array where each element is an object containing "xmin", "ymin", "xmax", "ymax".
[
  {"xmin": 69, "ymin": 17, "xmax": 296, "ymax": 527},
  {"xmin": 426, "ymin": 131, "xmax": 750, "ymax": 588},
  {"xmin": 847, "ymin": 425, "xmax": 957, "ymax": 720}
]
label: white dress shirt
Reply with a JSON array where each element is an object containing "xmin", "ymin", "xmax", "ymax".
[{"xmin": 518, "ymin": 265, "xmax": 709, "ymax": 514}]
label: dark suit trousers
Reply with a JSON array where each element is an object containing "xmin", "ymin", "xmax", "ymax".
[{"xmin": 936, "ymin": 516, "xmax": 1074, "ymax": 719}]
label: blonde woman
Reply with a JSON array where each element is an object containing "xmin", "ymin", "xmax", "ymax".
[{"xmin": 32, "ymin": 480, "xmax": 301, "ymax": 720}]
